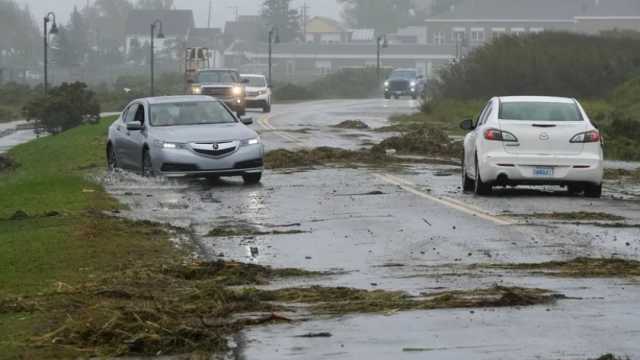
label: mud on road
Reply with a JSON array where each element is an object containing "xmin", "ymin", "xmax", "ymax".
[{"xmin": 104, "ymin": 99, "xmax": 640, "ymax": 360}]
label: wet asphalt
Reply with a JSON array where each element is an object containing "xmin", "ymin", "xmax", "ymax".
[{"xmin": 73, "ymin": 100, "xmax": 640, "ymax": 359}]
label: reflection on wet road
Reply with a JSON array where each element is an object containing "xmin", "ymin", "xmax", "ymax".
[{"xmin": 104, "ymin": 99, "xmax": 640, "ymax": 360}]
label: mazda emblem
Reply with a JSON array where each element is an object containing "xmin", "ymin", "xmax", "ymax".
[{"xmin": 539, "ymin": 132, "xmax": 550, "ymax": 141}]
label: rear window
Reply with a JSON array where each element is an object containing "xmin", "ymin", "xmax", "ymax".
[{"xmin": 499, "ymin": 102, "xmax": 583, "ymax": 122}]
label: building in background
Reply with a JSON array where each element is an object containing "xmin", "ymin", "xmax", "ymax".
[
  {"xmin": 305, "ymin": 16, "xmax": 351, "ymax": 43},
  {"xmin": 124, "ymin": 9, "xmax": 195, "ymax": 59}
]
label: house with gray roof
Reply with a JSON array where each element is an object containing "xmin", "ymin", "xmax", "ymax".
[
  {"xmin": 425, "ymin": 0, "xmax": 640, "ymax": 47},
  {"xmin": 124, "ymin": 9, "xmax": 195, "ymax": 59}
]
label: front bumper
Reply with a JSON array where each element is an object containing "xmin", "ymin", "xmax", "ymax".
[
  {"xmin": 385, "ymin": 88, "xmax": 417, "ymax": 96},
  {"xmin": 150, "ymin": 144, "xmax": 264, "ymax": 177},
  {"xmin": 478, "ymin": 151, "xmax": 604, "ymax": 185},
  {"xmin": 245, "ymin": 93, "xmax": 269, "ymax": 108}
]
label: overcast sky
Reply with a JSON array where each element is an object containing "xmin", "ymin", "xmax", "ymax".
[{"xmin": 17, "ymin": 0, "xmax": 341, "ymax": 28}]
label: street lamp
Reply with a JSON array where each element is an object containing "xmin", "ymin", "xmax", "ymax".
[
  {"xmin": 376, "ymin": 34, "xmax": 388, "ymax": 82},
  {"xmin": 268, "ymin": 27, "xmax": 280, "ymax": 88},
  {"xmin": 43, "ymin": 11, "xmax": 58, "ymax": 95},
  {"xmin": 150, "ymin": 19, "xmax": 165, "ymax": 96}
]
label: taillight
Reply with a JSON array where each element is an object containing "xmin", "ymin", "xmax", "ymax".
[
  {"xmin": 484, "ymin": 128, "xmax": 518, "ymax": 142},
  {"xmin": 570, "ymin": 130, "xmax": 600, "ymax": 143}
]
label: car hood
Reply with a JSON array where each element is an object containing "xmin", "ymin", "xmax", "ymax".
[
  {"xmin": 245, "ymin": 86, "xmax": 267, "ymax": 91},
  {"xmin": 151, "ymin": 123, "xmax": 257, "ymax": 143}
]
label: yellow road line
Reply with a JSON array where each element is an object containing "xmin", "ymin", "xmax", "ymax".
[
  {"xmin": 258, "ymin": 114, "xmax": 305, "ymax": 146},
  {"xmin": 375, "ymin": 173, "xmax": 513, "ymax": 226}
]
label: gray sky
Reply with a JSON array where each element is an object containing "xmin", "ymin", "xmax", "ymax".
[{"xmin": 17, "ymin": 0, "xmax": 341, "ymax": 28}]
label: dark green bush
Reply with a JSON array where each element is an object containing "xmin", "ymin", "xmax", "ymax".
[{"xmin": 23, "ymin": 82, "xmax": 100, "ymax": 134}]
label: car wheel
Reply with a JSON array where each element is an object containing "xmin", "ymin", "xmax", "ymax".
[
  {"xmin": 462, "ymin": 155, "xmax": 474, "ymax": 192},
  {"xmin": 107, "ymin": 145, "xmax": 118, "ymax": 170},
  {"xmin": 585, "ymin": 183, "xmax": 602, "ymax": 198},
  {"xmin": 263, "ymin": 103, "xmax": 271, "ymax": 113},
  {"xmin": 142, "ymin": 149, "xmax": 155, "ymax": 177},
  {"xmin": 384, "ymin": 94, "xmax": 391, "ymax": 100},
  {"xmin": 411, "ymin": 94, "xmax": 418, "ymax": 100},
  {"xmin": 243, "ymin": 173, "xmax": 262, "ymax": 185},
  {"xmin": 474, "ymin": 156, "xmax": 492, "ymax": 195},
  {"xmin": 393, "ymin": 95, "xmax": 399, "ymax": 100},
  {"xmin": 237, "ymin": 108, "xmax": 246, "ymax": 117}
]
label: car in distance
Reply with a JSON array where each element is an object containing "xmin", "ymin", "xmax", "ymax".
[
  {"xmin": 107, "ymin": 96, "xmax": 264, "ymax": 184},
  {"xmin": 241, "ymin": 74, "xmax": 272, "ymax": 113},
  {"xmin": 384, "ymin": 68, "xmax": 425, "ymax": 100},
  {"xmin": 460, "ymin": 96, "xmax": 603, "ymax": 197},
  {"xmin": 189, "ymin": 68, "xmax": 247, "ymax": 116}
]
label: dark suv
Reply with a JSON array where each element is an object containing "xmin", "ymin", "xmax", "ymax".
[
  {"xmin": 189, "ymin": 68, "xmax": 247, "ymax": 116},
  {"xmin": 384, "ymin": 69, "xmax": 425, "ymax": 100}
]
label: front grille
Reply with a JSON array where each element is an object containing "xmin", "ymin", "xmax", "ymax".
[
  {"xmin": 202, "ymin": 87, "xmax": 232, "ymax": 97},
  {"xmin": 234, "ymin": 159, "xmax": 264, "ymax": 169},
  {"xmin": 161, "ymin": 163, "xmax": 199, "ymax": 172},
  {"xmin": 388, "ymin": 80, "xmax": 409, "ymax": 91},
  {"xmin": 247, "ymin": 91, "xmax": 260, "ymax": 97},
  {"xmin": 194, "ymin": 147, "xmax": 236, "ymax": 157}
]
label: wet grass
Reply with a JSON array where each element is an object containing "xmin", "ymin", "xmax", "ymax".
[
  {"xmin": 484, "ymin": 258, "xmax": 640, "ymax": 278},
  {"xmin": 207, "ymin": 225, "xmax": 305, "ymax": 238},
  {"xmin": 264, "ymin": 147, "xmax": 392, "ymax": 169},
  {"xmin": 333, "ymin": 120, "xmax": 370, "ymax": 129},
  {"xmin": 509, "ymin": 211, "xmax": 626, "ymax": 221},
  {"xmin": 0, "ymin": 154, "xmax": 17, "ymax": 173},
  {"xmin": 370, "ymin": 125, "xmax": 463, "ymax": 159},
  {"xmin": 604, "ymin": 168, "xmax": 640, "ymax": 183},
  {"xmin": 593, "ymin": 355, "xmax": 630, "ymax": 360}
]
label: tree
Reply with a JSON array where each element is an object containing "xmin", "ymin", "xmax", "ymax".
[
  {"xmin": 261, "ymin": 0, "xmax": 301, "ymax": 43},
  {"xmin": 431, "ymin": 0, "xmax": 464, "ymax": 15},
  {"xmin": 339, "ymin": 0, "xmax": 419, "ymax": 35},
  {"xmin": 0, "ymin": 1, "xmax": 40, "ymax": 68},
  {"xmin": 24, "ymin": 82, "xmax": 100, "ymax": 134},
  {"xmin": 136, "ymin": 0, "xmax": 174, "ymax": 9}
]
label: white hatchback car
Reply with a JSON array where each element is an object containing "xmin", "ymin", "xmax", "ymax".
[{"xmin": 461, "ymin": 96, "xmax": 603, "ymax": 197}]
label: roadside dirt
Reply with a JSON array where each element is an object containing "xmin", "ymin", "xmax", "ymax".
[
  {"xmin": 333, "ymin": 120, "xmax": 370, "ymax": 129},
  {"xmin": 508, "ymin": 211, "xmax": 626, "ymax": 221},
  {"xmin": 371, "ymin": 126, "xmax": 463, "ymax": 159}
]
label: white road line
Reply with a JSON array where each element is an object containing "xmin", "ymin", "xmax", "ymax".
[{"xmin": 375, "ymin": 173, "xmax": 513, "ymax": 226}]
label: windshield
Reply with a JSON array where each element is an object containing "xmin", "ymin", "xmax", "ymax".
[
  {"xmin": 150, "ymin": 101, "xmax": 236, "ymax": 127},
  {"xmin": 197, "ymin": 71, "xmax": 239, "ymax": 84},
  {"xmin": 390, "ymin": 70, "xmax": 417, "ymax": 79},
  {"xmin": 243, "ymin": 76, "xmax": 266, "ymax": 87},
  {"xmin": 499, "ymin": 102, "xmax": 583, "ymax": 122}
]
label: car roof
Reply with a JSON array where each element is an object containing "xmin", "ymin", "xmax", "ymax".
[
  {"xmin": 240, "ymin": 74, "xmax": 266, "ymax": 78},
  {"xmin": 197, "ymin": 68, "xmax": 238, "ymax": 72},
  {"xmin": 142, "ymin": 96, "xmax": 219, "ymax": 105},
  {"xmin": 499, "ymin": 96, "xmax": 575, "ymax": 104}
]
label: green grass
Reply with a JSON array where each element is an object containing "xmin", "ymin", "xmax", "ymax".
[{"xmin": 0, "ymin": 118, "xmax": 182, "ymax": 358}]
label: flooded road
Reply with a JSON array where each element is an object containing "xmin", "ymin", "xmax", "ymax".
[{"xmin": 103, "ymin": 99, "xmax": 640, "ymax": 359}]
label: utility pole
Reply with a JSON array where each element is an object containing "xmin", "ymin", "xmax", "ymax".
[
  {"xmin": 208, "ymin": 0, "xmax": 213, "ymax": 28},
  {"xmin": 376, "ymin": 35, "xmax": 388, "ymax": 82},
  {"xmin": 301, "ymin": 2, "xmax": 309, "ymax": 41},
  {"xmin": 150, "ymin": 19, "xmax": 165, "ymax": 97},
  {"xmin": 43, "ymin": 12, "xmax": 58, "ymax": 95},
  {"xmin": 268, "ymin": 27, "xmax": 280, "ymax": 87}
]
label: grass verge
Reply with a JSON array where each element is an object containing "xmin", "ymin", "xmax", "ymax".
[
  {"xmin": 508, "ymin": 212, "xmax": 625, "ymax": 222},
  {"xmin": 483, "ymin": 258, "xmax": 640, "ymax": 278}
]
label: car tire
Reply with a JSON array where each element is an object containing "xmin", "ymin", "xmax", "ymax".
[
  {"xmin": 462, "ymin": 155, "xmax": 474, "ymax": 192},
  {"xmin": 384, "ymin": 94, "xmax": 391, "ymax": 100},
  {"xmin": 142, "ymin": 149, "xmax": 155, "ymax": 177},
  {"xmin": 585, "ymin": 183, "xmax": 602, "ymax": 198},
  {"xmin": 107, "ymin": 145, "xmax": 118, "ymax": 170},
  {"xmin": 393, "ymin": 95, "xmax": 399, "ymax": 100},
  {"xmin": 474, "ymin": 156, "xmax": 492, "ymax": 195},
  {"xmin": 412, "ymin": 94, "xmax": 418, "ymax": 100},
  {"xmin": 243, "ymin": 173, "xmax": 262, "ymax": 185},
  {"xmin": 567, "ymin": 183, "xmax": 583, "ymax": 195},
  {"xmin": 263, "ymin": 103, "xmax": 271, "ymax": 113}
]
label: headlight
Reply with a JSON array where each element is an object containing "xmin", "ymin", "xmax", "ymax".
[
  {"xmin": 191, "ymin": 85, "xmax": 202, "ymax": 95},
  {"xmin": 258, "ymin": 89, "xmax": 267, "ymax": 95},
  {"xmin": 154, "ymin": 140, "xmax": 185, "ymax": 149},
  {"xmin": 384, "ymin": 81, "xmax": 389, "ymax": 87},
  {"xmin": 241, "ymin": 137, "xmax": 261, "ymax": 146},
  {"xmin": 410, "ymin": 81, "xmax": 416, "ymax": 87},
  {"xmin": 232, "ymin": 86, "xmax": 243, "ymax": 96}
]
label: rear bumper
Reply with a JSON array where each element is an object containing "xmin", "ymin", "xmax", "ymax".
[{"xmin": 479, "ymin": 151, "xmax": 603, "ymax": 185}]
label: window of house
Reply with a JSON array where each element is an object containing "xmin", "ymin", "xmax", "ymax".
[
  {"xmin": 315, "ymin": 60, "xmax": 332, "ymax": 75},
  {"xmin": 530, "ymin": 27, "xmax": 544, "ymax": 34},
  {"xmin": 471, "ymin": 28, "xmax": 485, "ymax": 42},
  {"xmin": 492, "ymin": 28, "xmax": 506, "ymax": 39},
  {"xmin": 433, "ymin": 32, "xmax": 445, "ymax": 45},
  {"xmin": 451, "ymin": 27, "xmax": 466, "ymax": 42},
  {"xmin": 511, "ymin": 27, "xmax": 526, "ymax": 36}
]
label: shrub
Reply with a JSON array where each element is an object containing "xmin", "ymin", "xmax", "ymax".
[
  {"xmin": 0, "ymin": 105, "xmax": 17, "ymax": 122},
  {"xmin": 23, "ymin": 82, "xmax": 100, "ymax": 134}
]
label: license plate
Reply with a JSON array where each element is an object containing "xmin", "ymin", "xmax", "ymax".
[{"xmin": 533, "ymin": 167, "xmax": 554, "ymax": 177}]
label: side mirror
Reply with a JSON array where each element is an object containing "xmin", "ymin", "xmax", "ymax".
[
  {"xmin": 459, "ymin": 119, "xmax": 475, "ymax": 131},
  {"xmin": 186, "ymin": 78, "xmax": 195, "ymax": 84},
  {"xmin": 127, "ymin": 121, "xmax": 143, "ymax": 131},
  {"xmin": 242, "ymin": 78, "xmax": 250, "ymax": 84},
  {"xmin": 240, "ymin": 117, "xmax": 253, "ymax": 125}
]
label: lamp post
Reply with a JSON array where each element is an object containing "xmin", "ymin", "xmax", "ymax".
[
  {"xmin": 376, "ymin": 34, "xmax": 388, "ymax": 82},
  {"xmin": 43, "ymin": 12, "xmax": 59, "ymax": 95},
  {"xmin": 150, "ymin": 19, "xmax": 165, "ymax": 96},
  {"xmin": 267, "ymin": 27, "xmax": 280, "ymax": 88}
]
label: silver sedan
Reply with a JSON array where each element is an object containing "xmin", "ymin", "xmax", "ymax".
[{"xmin": 106, "ymin": 96, "xmax": 264, "ymax": 184}]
